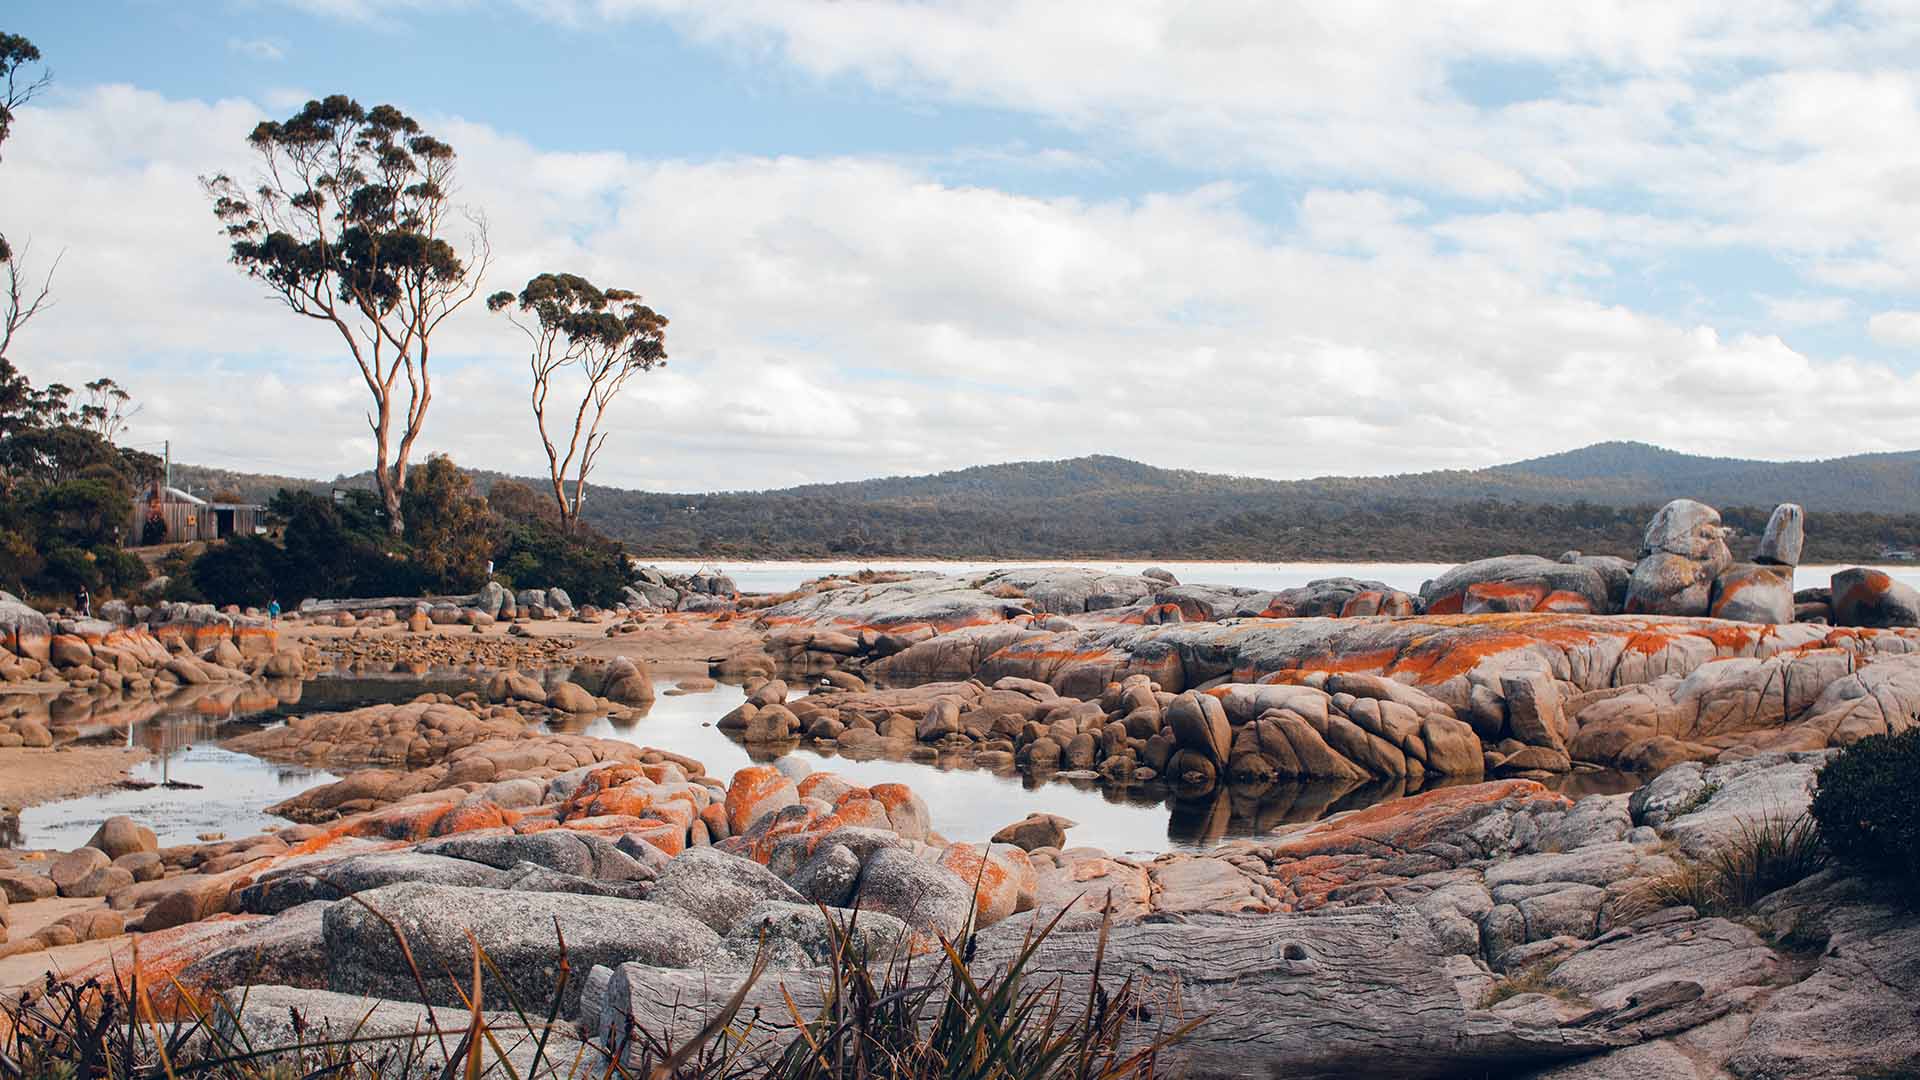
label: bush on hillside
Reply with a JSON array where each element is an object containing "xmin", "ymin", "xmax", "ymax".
[
  {"xmin": 177, "ymin": 463, "xmax": 631, "ymax": 608},
  {"xmin": 1811, "ymin": 729, "xmax": 1920, "ymax": 891},
  {"xmin": 493, "ymin": 516, "xmax": 629, "ymax": 605}
]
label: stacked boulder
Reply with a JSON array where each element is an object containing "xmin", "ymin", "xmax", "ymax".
[
  {"xmin": 1706, "ymin": 502, "xmax": 1800, "ymax": 624},
  {"xmin": 1624, "ymin": 499, "xmax": 1733, "ymax": 615}
]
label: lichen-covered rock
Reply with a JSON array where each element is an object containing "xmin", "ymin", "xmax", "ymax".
[
  {"xmin": 1421, "ymin": 556, "xmax": 1613, "ymax": 616},
  {"xmin": 1625, "ymin": 500, "xmax": 1732, "ymax": 616},
  {"xmin": 852, "ymin": 847, "xmax": 975, "ymax": 937},
  {"xmin": 1708, "ymin": 563, "xmax": 1793, "ymax": 624},
  {"xmin": 1831, "ymin": 567, "xmax": 1920, "ymax": 628},
  {"xmin": 1756, "ymin": 502, "xmax": 1805, "ymax": 566}
]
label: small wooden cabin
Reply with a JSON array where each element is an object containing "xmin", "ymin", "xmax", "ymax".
[{"xmin": 131, "ymin": 484, "xmax": 262, "ymax": 545}]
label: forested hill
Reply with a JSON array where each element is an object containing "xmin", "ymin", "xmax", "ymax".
[{"xmin": 171, "ymin": 442, "xmax": 1920, "ymax": 563}]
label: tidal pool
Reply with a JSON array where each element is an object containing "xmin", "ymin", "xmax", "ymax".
[{"xmin": 12, "ymin": 671, "xmax": 1639, "ymax": 857}]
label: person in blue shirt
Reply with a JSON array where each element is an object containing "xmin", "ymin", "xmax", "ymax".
[{"xmin": 267, "ymin": 598, "xmax": 281, "ymax": 622}]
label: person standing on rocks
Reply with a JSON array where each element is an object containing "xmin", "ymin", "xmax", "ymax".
[
  {"xmin": 75, "ymin": 585, "xmax": 90, "ymax": 619},
  {"xmin": 268, "ymin": 598, "xmax": 281, "ymax": 623}
]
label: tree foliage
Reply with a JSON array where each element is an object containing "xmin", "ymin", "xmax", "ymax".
[
  {"xmin": 489, "ymin": 271, "xmax": 667, "ymax": 532},
  {"xmin": 402, "ymin": 453, "xmax": 493, "ymax": 590},
  {"xmin": 175, "ymin": 458, "xmax": 632, "ymax": 607},
  {"xmin": 0, "ymin": 357, "xmax": 153, "ymax": 600},
  {"xmin": 203, "ymin": 94, "xmax": 489, "ymax": 534},
  {"xmin": 1, "ymin": 30, "xmax": 56, "ymax": 375}
]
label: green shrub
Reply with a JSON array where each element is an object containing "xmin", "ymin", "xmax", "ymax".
[
  {"xmin": 90, "ymin": 543, "xmax": 151, "ymax": 595},
  {"xmin": 1811, "ymin": 729, "xmax": 1920, "ymax": 890},
  {"xmin": 493, "ymin": 519, "xmax": 629, "ymax": 606},
  {"xmin": 184, "ymin": 535, "xmax": 281, "ymax": 609}
]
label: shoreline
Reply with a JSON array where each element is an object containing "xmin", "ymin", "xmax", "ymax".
[
  {"xmin": 0, "ymin": 745, "xmax": 151, "ymax": 814},
  {"xmin": 629, "ymin": 555, "xmax": 1920, "ymax": 571}
]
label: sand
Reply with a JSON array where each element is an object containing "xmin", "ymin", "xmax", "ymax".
[{"xmin": 0, "ymin": 745, "xmax": 150, "ymax": 811}]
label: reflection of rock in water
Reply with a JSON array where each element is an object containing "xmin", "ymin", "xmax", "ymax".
[{"xmin": 0, "ymin": 808, "xmax": 19, "ymax": 847}]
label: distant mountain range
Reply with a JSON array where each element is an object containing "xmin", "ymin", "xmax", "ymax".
[{"xmin": 171, "ymin": 442, "xmax": 1920, "ymax": 562}]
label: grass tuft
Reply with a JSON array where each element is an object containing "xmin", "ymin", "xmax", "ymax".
[
  {"xmin": 1621, "ymin": 810, "xmax": 1827, "ymax": 920},
  {"xmin": 0, "ymin": 899, "xmax": 1195, "ymax": 1080}
]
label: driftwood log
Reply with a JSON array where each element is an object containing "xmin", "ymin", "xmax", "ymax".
[
  {"xmin": 587, "ymin": 907, "xmax": 1626, "ymax": 1079},
  {"xmin": 297, "ymin": 593, "xmax": 481, "ymax": 616}
]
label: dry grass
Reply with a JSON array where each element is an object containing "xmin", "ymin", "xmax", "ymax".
[
  {"xmin": 1620, "ymin": 811, "xmax": 1827, "ymax": 921},
  {"xmin": 0, "ymin": 899, "xmax": 1198, "ymax": 1080}
]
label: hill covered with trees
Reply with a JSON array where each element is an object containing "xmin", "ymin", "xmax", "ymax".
[{"xmin": 172, "ymin": 442, "xmax": 1920, "ymax": 564}]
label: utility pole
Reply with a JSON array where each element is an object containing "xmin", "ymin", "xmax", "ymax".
[{"xmin": 164, "ymin": 440, "xmax": 171, "ymax": 492}]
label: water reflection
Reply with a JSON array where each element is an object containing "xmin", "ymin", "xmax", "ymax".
[
  {"xmin": 9, "ymin": 667, "xmax": 1644, "ymax": 857},
  {"xmin": 4, "ymin": 666, "xmax": 490, "ymax": 851}
]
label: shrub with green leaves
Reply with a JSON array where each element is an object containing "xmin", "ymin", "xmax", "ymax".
[{"xmin": 1811, "ymin": 729, "xmax": 1920, "ymax": 889}]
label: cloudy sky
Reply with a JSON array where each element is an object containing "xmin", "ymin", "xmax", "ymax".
[{"xmin": 6, "ymin": 2, "xmax": 1920, "ymax": 493}]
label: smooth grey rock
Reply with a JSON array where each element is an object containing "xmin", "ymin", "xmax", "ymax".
[
  {"xmin": 1485, "ymin": 843, "xmax": 1643, "ymax": 892},
  {"xmin": 648, "ymin": 847, "xmax": 804, "ymax": 933},
  {"xmin": 49, "ymin": 848, "xmax": 111, "ymax": 897},
  {"xmin": 1512, "ymin": 885, "xmax": 1605, "ymax": 945},
  {"xmin": 1729, "ymin": 881, "xmax": 1920, "ymax": 1078},
  {"xmin": 593, "ymin": 906, "xmax": 1625, "ymax": 1077},
  {"xmin": 1521, "ymin": 1039, "xmax": 1702, "ymax": 1080},
  {"xmin": 323, "ymin": 882, "xmax": 718, "ymax": 1011},
  {"xmin": 1646, "ymin": 753, "xmax": 1823, "ymax": 859},
  {"xmin": 418, "ymin": 830, "xmax": 653, "ymax": 882},
  {"xmin": 236, "ymin": 852, "xmax": 510, "ymax": 915},
  {"xmin": 85, "ymin": 816, "xmax": 158, "ymax": 860},
  {"xmin": 502, "ymin": 861, "xmax": 651, "ymax": 900},
  {"xmin": 700, "ymin": 901, "xmax": 909, "ymax": 970},
  {"xmin": 181, "ymin": 901, "xmax": 331, "ymax": 990},
  {"xmin": 1534, "ymin": 795, "xmax": 1632, "ymax": 853},
  {"xmin": 1501, "ymin": 672, "xmax": 1568, "ymax": 749},
  {"xmin": 1547, "ymin": 917, "xmax": 1779, "ymax": 1010},
  {"xmin": 216, "ymin": 984, "xmax": 597, "ymax": 1078},
  {"xmin": 1640, "ymin": 499, "xmax": 1731, "ymax": 562},
  {"xmin": 1756, "ymin": 503, "xmax": 1805, "ymax": 566},
  {"xmin": 787, "ymin": 843, "xmax": 861, "ymax": 907},
  {"xmin": 852, "ymin": 848, "xmax": 974, "ymax": 937}
]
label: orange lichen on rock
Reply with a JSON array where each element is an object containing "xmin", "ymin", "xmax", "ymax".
[
  {"xmin": 430, "ymin": 801, "xmax": 520, "ymax": 837},
  {"xmin": 807, "ymin": 795, "xmax": 893, "ymax": 837},
  {"xmin": 64, "ymin": 915, "xmax": 267, "ymax": 1018},
  {"xmin": 1270, "ymin": 779, "xmax": 1563, "ymax": 860},
  {"xmin": 938, "ymin": 842, "xmax": 1035, "ymax": 927},
  {"xmin": 725, "ymin": 765, "xmax": 800, "ymax": 835}
]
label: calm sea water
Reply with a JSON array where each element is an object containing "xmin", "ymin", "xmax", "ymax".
[
  {"xmin": 16, "ymin": 672, "xmax": 1623, "ymax": 856},
  {"xmin": 637, "ymin": 559, "xmax": 1920, "ymax": 597}
]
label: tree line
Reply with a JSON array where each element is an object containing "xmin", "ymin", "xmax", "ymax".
[{"xmin": 0, "ymin": 29, "xmax": 666, "ymax": 607}]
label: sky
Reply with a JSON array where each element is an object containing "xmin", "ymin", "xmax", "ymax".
[{"xmin": 5, "ymin": 1, "xmax": 1920, "ymax": 493}]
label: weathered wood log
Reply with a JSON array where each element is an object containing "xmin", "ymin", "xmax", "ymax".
[
  {"xmin": 297, "ymin": 594, "xmax": 480, "ymax": 615},
  {"xmin": 588, "ymin": 907, "xmax": 1627, "ymax": 1079}
]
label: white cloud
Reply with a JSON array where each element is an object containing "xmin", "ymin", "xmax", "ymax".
[
  {"xmin": 226, "ymin": 38, "xmax": 286, "ymax": 61},
  {"xmin": 1763, "ymin": 295, "xmax": 1852, "ymax": 326},
  {"xmin": 1867, "ymin": 310, "xmax": 1920, "ymax": 347},
  {"xmin": 9, "ymin": 60, "xmax": 1920, "ymax": 494}
]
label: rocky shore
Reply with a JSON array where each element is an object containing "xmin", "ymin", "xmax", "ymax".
[
  {"xmin": 1, "ymin": 742, "xmax": 1908, "ymax": 1078},
  {"xmin": 1, "ymin": 498, "xmax": 1916, "ymax": 1076}
]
